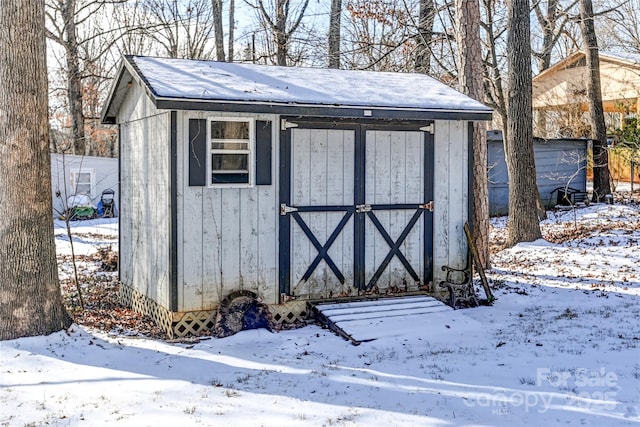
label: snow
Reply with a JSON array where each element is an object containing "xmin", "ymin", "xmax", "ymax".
[
  {"xmin": 129, "ymin": 56, "xmax": 492, "ymax": 114},
  {"xmin": 53, "ymin": 218, "xmax": 118, "ymax": 257},
  {"xmin": 2, "ymin": 204, "xmax": 640, "ymax": 426}
]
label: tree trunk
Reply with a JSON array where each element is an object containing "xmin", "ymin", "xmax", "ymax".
[
  {"xmin": 505, "ymin": 0, "xmax": 542, "ymax": 246},
  {"xmin": 328, "ymin": 0, "xmax": 342, "ymax": 69},
  {"xmin": 275, "ymin": 0, "xmax": 287, "ymax": 65},
  {"xmin": 455, "ymin": 0, "xmax": 490, "ymax": 268},
  {"xmin": 415, "ymin": 0, "xmax": 435, "ymax": 74},
  {"xmin": 0, "ymin": 0, "xmax": 71, "ymax": 340},
  {"xmin": 256, "ymin": 0, "xmax": 308, "ymax": 66},
  {"xmin": 532, "ymin": 0, "xmax": 559, "ymax": 138},
  {"xmin": 228, "ymin": 0, "xmax": 235, "ymax": 61},
  {"xmin": 481, "ymin": 0, "xmax": 507, "ymax": 128},
  {"xmin": 580, "ymin": 0, "xmax": 611, "ymax": 202},
  {"xmin": 62, "ymin": 0, "xmax": 86, "ymax": 155},
  {"xmin": 212, "ymin": 0, "xmax": 225, "ymax": 61}
]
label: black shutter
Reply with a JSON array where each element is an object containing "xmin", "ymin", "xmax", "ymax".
[
  {"xmin": 255, "ymin": 120, "xmax": 272, "ymax": 185},
  {"xmin": 188, "ymin": 119, "xmax": 207, "ymax": 186}
]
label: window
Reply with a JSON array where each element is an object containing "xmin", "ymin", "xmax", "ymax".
[
  {"xmin": 70, "ymin": 169, "xmax": 95, "ymax": 197},
  {"xmin": 209, "ymin": 118, "xmax": 254, "ymax": 185}
]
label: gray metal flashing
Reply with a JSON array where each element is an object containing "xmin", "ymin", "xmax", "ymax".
[{"xmin": 153, "ymin": 98, "xmax": 492, "ymax": 122}]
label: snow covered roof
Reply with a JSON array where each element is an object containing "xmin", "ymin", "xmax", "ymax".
[{"xmin": 102, "ymin": 56, "xmax": 492, "ymax": 124}]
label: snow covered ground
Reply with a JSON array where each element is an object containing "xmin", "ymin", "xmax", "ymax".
[{"xmin": 1, "ymin": 204, "xmax": 640, "ymax": 426}]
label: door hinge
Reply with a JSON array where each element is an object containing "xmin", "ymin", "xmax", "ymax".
[
  {"xmin": 420, "ymin": 201, "xmax": 434, "ymax": 212},
  {"xmin": 281, "ymin": 119, "xmax": 299, "ymax": 130},
  {"xmin": 280, "ymin": 203, "xmax": 298, "ymax": 215},
  {"xmin": 355, "ymin": 204, "xmax": 372, "ymax": 213},
  {"xmin": 420, "ymin": 123, "xmax": 434, "ymax": 134}
]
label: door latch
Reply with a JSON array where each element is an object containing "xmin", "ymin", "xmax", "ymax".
[{"xmin": 355, "ymin": 204, "xmax": 372, "ymax": 213}]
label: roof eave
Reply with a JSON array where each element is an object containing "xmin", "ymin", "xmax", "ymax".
[
  {"xmin": 533, "ymin": 51, "xmax": 585, "ymax": 82},
  {"xmin": 154, "ymin": 97, "xmax": 493, "ymax": 122},
  {"xmin": 101, "ymin": 56, "xmax": 157, "ymax": 125}
]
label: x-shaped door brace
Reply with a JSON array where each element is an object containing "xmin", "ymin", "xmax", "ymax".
[
  {"xmin": 291, "ymin": 208, "xmax": 354, "ymax": 284},
  {"xmin": 289, "ymin": 206, "xmax": 425, "ymax": 290},
  {"xmin": 365, "ymin": 209, "xmax": 423, "ymax": 289}
]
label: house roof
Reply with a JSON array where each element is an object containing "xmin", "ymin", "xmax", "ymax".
[
  {"xmin": 101, "ymin": 56, "xmax": 492, "ymax": 124},
  {"xmin": 532, "ymin": 50, "xmax": 640, "ymax": 111},
  {"xmin": 534, "ymin": 50, "xmax": 640, "ymax": 81}
]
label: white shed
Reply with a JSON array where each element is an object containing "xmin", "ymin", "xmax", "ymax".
[{"xmin": 101, "ymin": 56, "xmax": 492, "ymax": 337}]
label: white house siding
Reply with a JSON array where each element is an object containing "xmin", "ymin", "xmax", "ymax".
[
  {"xmin": 50, "ymin": 153, "xmax": 119, "ymax": 217},
  {"xmin": 117, "ymin": 81, "xmax": 171, "ymax": 308},
  {"xmin": 433, "ymin": 120, "xmax": 469, "ymax": 284},
  {"xmin": 177, "ymin": 112, "xmax": 280, "ymax": 311}
]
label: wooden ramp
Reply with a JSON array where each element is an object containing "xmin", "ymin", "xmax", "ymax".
[{"xmin": 310, "ymin": 295, "xmax": 453, "ymax": 345}]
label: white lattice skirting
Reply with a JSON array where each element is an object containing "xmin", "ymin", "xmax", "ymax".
[{"xmin": 120, "ymin": 284, "xmax": 310, "ymax": 338}]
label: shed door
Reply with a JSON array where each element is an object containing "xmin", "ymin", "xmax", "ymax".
[{"xmin": 279, "ymin": 120, "xmax": 434, "ymax": 300}]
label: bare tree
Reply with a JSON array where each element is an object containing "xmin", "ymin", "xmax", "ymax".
[
  {"xmin": 47, "ymin": 0, "xmax": 138, "ymax": 157},
  {"xmin": 0, "ymin": 0, "xmax": 71, "ymax": 339},
  {"xmin": 600, "ymin": 0, "xmax": 640, "ymax": 53},
  {"xmin": 140, "ymin": 0, "xmax": 215, "ymax": 59},
  {"xmin": 455, "ymin": 0, "xmax": 490, "ymax": 268},
  {"xmin": 249, "ymin": 0, "xmax": 310, "ymax": 66},
  {"xmin": 579, "ymin": 0, "xmax": 611, "ymax": 202},
  {"xmin": 505, "ymin": 0, "xmax": 542, "ymax": 246},
  {"xmin": 480, "ymin": 0, "xmax": 508, "ymax": 131},
  {"xmin": 531, "ymin": 0, "xmax": 579, "ymax": 138},
  {"xmin": 415, "ymin": 0, "xmax": 435, "ymax": 74},
  {"xmin": 532, "ymin": 0, "xmax": 579, "ymax": 71},
  {"xmin": 47, "ymin": 0, "xmax": 87, "ymax": 155},
  {"xmin": 212, "ymin": 0, "xmax": 225, "ymax": 60},
  {"xmin": 328, "ymin": 0, "xmax": 342, "ymax": 68},
  {"xmin": 342, "ymin": 0, "xmax": 416, "ymax": 71},
  {"xmin": 228, "ymin": 0, "xmax": 235, "ymax": 61}
]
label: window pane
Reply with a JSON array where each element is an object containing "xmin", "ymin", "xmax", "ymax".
[
  {"xmin": 211, "ymin": 153, "xmax": 248, "ymax": 171},
  {"xmin": 211, "ymin": 142, "xmax": 248, "ymax": 150},
  {"xmin": 76, "ymin": 183, "xmax": 92, "ymax": 195},
  {"xmin": 212, "ymin": 173, "xmax": 249, "ymax": 184},
  {"xmin": 210, "ymin": 121, "xmax": 249, "ymax": 140},
  {"xmin": 77, "ymin": 172, "xmax": 91, "ymax": 184}
]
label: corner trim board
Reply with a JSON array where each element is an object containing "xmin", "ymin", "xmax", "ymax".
[{"xmin": 170, "ymin": 111, "xmax": 178, "ymax": 312}]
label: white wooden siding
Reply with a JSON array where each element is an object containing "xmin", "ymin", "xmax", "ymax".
[
  {"xmin": 122, "ymin": 102, "xmax": 471, "ymax": 311},
  {"xmin": 433, "ymin": 120, "xmax": 469, "ymax": 283},
  {"xmin": 364, "ymin": 130, "xmax": 425, "ymax": 290},
  {"xmin": 290, "ymin": 128, "xmax": 355, "ymax": 298},
  {"xmin": 117, "ymin": 81, "xmax": 171, "ymax": 308},
  {"xmin": 177, "ymin": 112, "xmax": 279, "ymax": 310}
]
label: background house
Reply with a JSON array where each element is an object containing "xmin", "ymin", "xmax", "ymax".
[
  {"xmin": 101, "ymin": 56, "xmax": 492, "ymax": 337},
  {"xmin": 50, "ymin": 153, "xmax": 119, "ymax": 219},
  {"xmin": 533, "ymin": 50, "xmax": 640, "ymax": 137}
]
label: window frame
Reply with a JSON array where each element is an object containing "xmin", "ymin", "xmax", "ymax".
[
  {"xmin": 70, "ymin": 168, "xmax": 96, "ymax": 197},
  {"xmin": 207, "ymin": 117, "xmax": 255, "ymax": 188}
]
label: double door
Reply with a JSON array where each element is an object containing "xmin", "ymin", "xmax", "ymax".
[{"xmin": 279, "ymin": 120, "xmax": 434, "ymax": 299}]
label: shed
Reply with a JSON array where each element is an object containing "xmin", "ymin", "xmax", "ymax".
[
  {"xmin": 101, "ymin": 55, "xmax": 492, "ymax": 337},
  {"xmin": 50, "ymin": 153, "xmax": 119, "ymax": 218},
  {"xmin": 487, "ymin": 130, "xmax": 588, "ymax": 216}
]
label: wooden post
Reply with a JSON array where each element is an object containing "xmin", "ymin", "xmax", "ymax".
[{"xmin": 464, "ymin": 222, "xmax": 495, "ymax": 303}]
